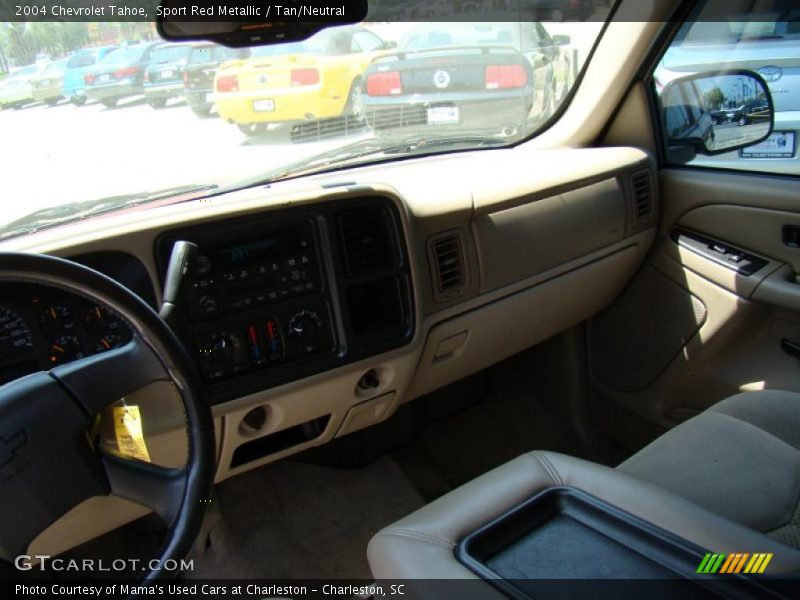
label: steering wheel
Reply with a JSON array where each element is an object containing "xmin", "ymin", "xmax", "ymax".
[{"xmin": 0, "ymin": 252, "xmax": 215, "ymax": 582}]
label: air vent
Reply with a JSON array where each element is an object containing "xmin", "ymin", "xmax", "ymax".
[
  {"xmin": 428, "ymin": 231, "xmax": 469, "ymax": 302},
  {"xmin": 338, "ymin": 207, "xmax": 396, "ymax": 277},
  {"xmin": 630, "ymin": 169, "xmax": 654, "ymax": 228}
]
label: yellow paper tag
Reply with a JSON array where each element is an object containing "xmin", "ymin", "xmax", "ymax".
[{"xmin": 113, "ymin": 406, "xmax": 151, "ymax": 462}]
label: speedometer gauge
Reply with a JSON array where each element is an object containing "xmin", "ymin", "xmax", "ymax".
[{"xmin": 0, "ymin": 307, "xmax": 34, "ymax": 357}]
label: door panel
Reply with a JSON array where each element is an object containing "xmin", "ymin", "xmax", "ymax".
[{"xmin": 589, "ymin": 168, "xmax": 800, "ymax": 449}]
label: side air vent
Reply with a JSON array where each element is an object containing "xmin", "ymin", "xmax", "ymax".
[
  {"xmin": 630, "ymin": 169, "xmax": 654, "ymax": 229},
  {"xmin": 338, "ymin": 207, "xmax": 397, "ymax": 277},
  {"xmin": 428, "ymin": 231, "xmax": 469, "ymax": 302}
]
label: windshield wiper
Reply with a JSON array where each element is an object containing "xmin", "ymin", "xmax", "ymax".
[
  {"xmin": 235, "ymin": 132, "xmax": 511, "ymax": 188},
  {"xmin": 0, "ymin": 184, "xmax": 218, "ymax": 240}
]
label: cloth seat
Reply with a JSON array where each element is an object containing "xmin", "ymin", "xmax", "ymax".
[
  {"xmin": 618, "ymin": 390, "xmax": 800, "ymax": 546},
  {"xmin": 367, "ymin": 391, "xmax": 800, "ymax": 583}
]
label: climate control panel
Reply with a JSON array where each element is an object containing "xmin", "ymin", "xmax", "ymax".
[{"xmin": 194, "ymin": 301, "xmax": 335, "ymax": 381}]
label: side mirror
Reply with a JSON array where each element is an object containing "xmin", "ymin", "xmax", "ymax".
[
  {"xmin": 551, "ymin": 35, "xmax": 571, "ymax": 46},
  {"xmin": 382, "ymin": 41, "xmax": 398, "ymax": 50},
  {"xmin": 660, "ymin": 70, "xmax": 774, "ymax": 156}
]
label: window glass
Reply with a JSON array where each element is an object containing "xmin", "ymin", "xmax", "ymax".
[
  {"xmin": 0, "ymin": 9, "xmax": 612, "ymax": 239},
  {"xmin": 656, "ymin": 0, "xmax": 800, "ymax": 174}
]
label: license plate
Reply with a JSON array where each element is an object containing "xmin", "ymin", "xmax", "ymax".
[
  {"xmin": 160, "ymin": 69, "xmax": 174, "ymax": 79},
  {"xmin": 741, "ymin": 131, "xmax": 796, "ymax": 158},
  {"xmin": 253, "ymin": 99, "xmax": 275, "ymax": 112},
  {"xmin": 97, "ymin": 74, "xmax": 110, "ymax": 84},
  {"xmin": 427, "ymin": 105, "xmax": 459, "ymax": 125},
  {"xmin": 205, "ymin": 92, "xmax": 214, "ymax": 103},
  {"xmin": 41, "ymin": 79, "xmax": 51, "ymax": 86}
]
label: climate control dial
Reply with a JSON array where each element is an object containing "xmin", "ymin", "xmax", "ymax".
[
  {"xmin": 288, "ymin": 311, "xmax": 321, "ymax": 338},
  {"xmin": 199, "ymin": 331, "xmax": 242, "ymax": 367}
]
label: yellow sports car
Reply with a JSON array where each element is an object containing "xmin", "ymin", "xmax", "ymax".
[{"xmin": 214, "ymin": 26, "xmax": 394, "ymax": 137}]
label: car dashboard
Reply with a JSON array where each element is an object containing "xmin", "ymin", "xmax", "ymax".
[{"xmin": 0, "ymin": 145, "xmax": 658, "ymax": 555}]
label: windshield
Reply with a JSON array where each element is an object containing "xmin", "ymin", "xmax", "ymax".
[{"xmin": 0, "ymin": 12, "xmax": 610, "ymax": 239}]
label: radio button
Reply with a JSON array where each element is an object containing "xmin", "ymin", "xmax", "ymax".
[
  {"xmin": 196, "ymin": 255, "xmax": 212, "ymax": 276},
  {"xmin": 198, "ymin": 294, "xmax": 219, "ymax": 316}
]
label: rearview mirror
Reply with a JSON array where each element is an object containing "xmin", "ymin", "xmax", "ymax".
[
  {"xmin": 157, "ymin": 0, "xmax": 368, "ymax": 47},
  {"xmin": 660, "ymin": 70, "xmax": 774, "ymax": 156},
  {"xmin": 551, "ymin": 35, "xmax": 571, "ymax": 46}
]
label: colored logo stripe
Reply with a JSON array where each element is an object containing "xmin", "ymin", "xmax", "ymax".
[{"xmin": 697, "ymin": 553, "xmax": 773, "ymax": 574}]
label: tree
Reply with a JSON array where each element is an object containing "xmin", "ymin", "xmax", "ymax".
[{"xmin": 703, "ymin": 86, "xmax": 726, "ymax": 110}]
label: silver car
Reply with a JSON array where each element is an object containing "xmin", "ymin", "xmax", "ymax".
[{"xmin": 656, "ymin": 13, "xmax": 800, "ymax": 174}]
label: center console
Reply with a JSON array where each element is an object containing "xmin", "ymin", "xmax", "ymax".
[{"xmin": 156, "ymin": 197, "xmax": 413, "ymax": 404}]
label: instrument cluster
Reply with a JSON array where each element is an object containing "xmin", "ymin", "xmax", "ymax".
[{"xmin": 0, "ymin": 286, "xmax": 132, "ymax": 386}]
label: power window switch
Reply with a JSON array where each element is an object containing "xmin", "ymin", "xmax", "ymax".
[{"xmin": 728, "ymin": 253, "xmax": 745, "ymax": 264}]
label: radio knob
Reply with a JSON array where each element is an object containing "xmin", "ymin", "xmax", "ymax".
[
  {"xmin": 288, "ymin": 311, "xmax": 321, "ymax": 337},
  {"xmin": 198, "ymin": 294, "xmax": 219, "ymax": 316}
]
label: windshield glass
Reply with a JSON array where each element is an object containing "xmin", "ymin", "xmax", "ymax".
[
  {"xmin": 149, "ymin": 44, "xmax": 190, "ymax": 63},
  {"xmin": 0, "ymin": 10, "xmax": 610, "ymax": 239}
]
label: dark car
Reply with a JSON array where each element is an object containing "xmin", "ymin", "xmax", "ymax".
[
  {"xmin": 84, "ymin": 42, "xmax": 162, "ymax": 108},
  {"xmin": 361, "ymin": 22, "xmax": 568, "ymax": 136},
  {"xmin": 143, "ymin": 43, "xmax": 194, "ymax": 109},
  {"xmin": 182, "ymin": 43, "xmax": 248, "ymax": 117},
  {"xmin": 712, "ymin": 101, "xmax": 771, "ymax": 126}
]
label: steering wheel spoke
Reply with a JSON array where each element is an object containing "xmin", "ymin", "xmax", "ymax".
[
  {"xmin": 51, "ymin": 335, "xmax": 170, "ymax": 416},
  {"xmin": 101, "ymin": 451, "xmax": 186, "ymax": 525},
  {"xmin": 0, "ymin": 252, "xmax": 214, "ymax": 581}
]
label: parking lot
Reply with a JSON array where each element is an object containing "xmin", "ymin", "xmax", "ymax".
[
  {"xmin": 0, "ymin": 96, "xmax": 360, "ymax": 226},
  {"xmin": 0, "ymin": 21, "xmax": 601, "ymax": 229}
]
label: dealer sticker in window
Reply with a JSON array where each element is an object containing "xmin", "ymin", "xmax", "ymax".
[{"xmin": 741, "ymin": 131, "xmax": 796, "ymax": 159}]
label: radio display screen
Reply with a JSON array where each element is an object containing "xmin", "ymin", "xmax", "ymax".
[{"xmin": 208, "ymin": 225, "xmax": 308, "ymax": 269}]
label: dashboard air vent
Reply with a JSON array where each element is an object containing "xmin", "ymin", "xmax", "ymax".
[
  {"xmin": 338, "ymin": 207, "xmax": 396, "ymax": 277},
  {"xmin": 630, "ymin": 170, "xmax": 654, "ymax": 228},
  {"xmin": 429, "ymin": 231, "xmax": 469, "ymax": 302}
]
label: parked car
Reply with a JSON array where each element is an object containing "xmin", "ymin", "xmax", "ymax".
[
  {"xmin": 143, "ymin": 43, "xmax": 194, "ymax": 109},
  {"xmin": 711, "ymin": 100, "xmax": 771, "ymax": 126},
  {"xmin": 655, "ymin": 12, "xmax": 800, "ymax": 174},
  {"xmin": 362, "ymin": 22, "xmax": 565, "ymax": 136},
  {"xmin": 84, "ymin": 42, "xmax": 162, "ymax": 108},
  {"xmin": 214, "ymin": 26, "xmax": 393, "ymax": 136},
  {"xmin": 183, "ymin": 43, "xmax": 248, "ymax": 117},
  {"xmin": 30, "ymin": 58, "xmax": 69, "ymax": 106},
  {"xmin": 0, "ymin": 64, "xmax": 42, "ymax": 109},
  {"xmin": 61, "ymin": 45, "xmax": 118, "ymax": 106}
]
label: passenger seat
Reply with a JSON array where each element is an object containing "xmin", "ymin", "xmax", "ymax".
[{"xmin": 368, "ymin": 390, "xmax": 800, "ymax": 581}]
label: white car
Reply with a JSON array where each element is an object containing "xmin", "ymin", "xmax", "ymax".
[{"xmin": 0, "ymin": 64, "xmax": 42, "ymax": 109}]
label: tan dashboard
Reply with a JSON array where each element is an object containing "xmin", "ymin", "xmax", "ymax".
[{"xmin": 1, "ymin": 145, "xmax": 657, "ymax": 555}]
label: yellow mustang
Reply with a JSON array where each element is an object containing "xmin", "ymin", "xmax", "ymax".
[{"xmin": 214, "ymin": 26, "xmax": 394, "ymax": 137}]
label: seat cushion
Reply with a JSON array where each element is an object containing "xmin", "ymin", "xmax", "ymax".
[
  {"xmin": 618, "ymin": 390, "xmax": 800, "ymax": 543},
  {"xmin": 368, "ymin": 451, "xmax": 800, "ymax": 582}
]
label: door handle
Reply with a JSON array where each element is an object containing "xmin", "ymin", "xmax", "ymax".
[{"xmin": 752, "ymin": 264, "xmax": 800, "ymax": 312}]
